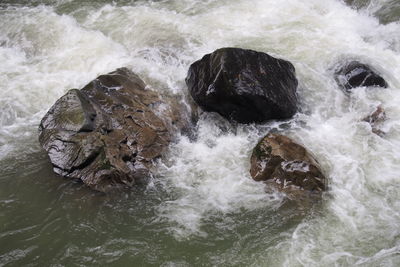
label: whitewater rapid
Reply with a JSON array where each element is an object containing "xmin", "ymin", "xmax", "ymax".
[{"xmin": 1, "ymin": 0, "xmax": 400, "ymax": 266}]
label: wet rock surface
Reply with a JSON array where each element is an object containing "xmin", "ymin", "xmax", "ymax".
[
  {"xmin": 334, "ymin": 61, "xmax": 388, "ymax": 92},
  {"xmin": 363, "ymin": 105, "xmax": 386, "ymax": 136},
  {"xmin": 186, "ymin": 47, "xmax": 298, "ymax": 123},
  {"xmin": 250, "ymin": 134, "xmax": 326, "ymax": 198},
  {"xmin": 39, "ymin": 68, "xmax": 189, "ymax": 192}
]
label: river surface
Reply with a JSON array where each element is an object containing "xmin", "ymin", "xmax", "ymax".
[{"xmin": 1, "ymin": 0, "xmax": 400, "ymax": 266}]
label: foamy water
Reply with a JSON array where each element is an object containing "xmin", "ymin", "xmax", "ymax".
[{"xmin": 1, "ymin": 0, "xmax": 400, "ymax": 266}]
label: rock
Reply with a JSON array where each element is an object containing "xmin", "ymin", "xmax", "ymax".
[
  {"xmin": 334, "ymin": 61, "xmax": 388, "ymax": 92},
  {"xmin": 250, "ymin": 134, "xmax": 326, "ymax": 197},
  {"xmin": 343, "ymin": 0, "xmax": 370, "ymax": 10},
  {"xmin": 185, "ymin": 47, "xmax": 298, "ymax": 123},
  {"xmin": 375, "ymin": 0, "xmax": 400, "ymax": 25},
  {"xmin": 363, "ymin": 105, "xmax": 386, "ymax": 136},
  {"xmin": 344, "ymin": 0, "xmax": 400, "ymax": 25},
  {"xmin": 39, "ymin": 68, "xmax": 190, "ymax": 192}
]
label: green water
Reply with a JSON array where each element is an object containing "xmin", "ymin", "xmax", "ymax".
[
  {"xmin": 1, "ymin": 0, "xmax": 400, "ymax": 266},
  {"xmin": 0, "ymin": 151, "xmax": 307, "ymax": 266}
]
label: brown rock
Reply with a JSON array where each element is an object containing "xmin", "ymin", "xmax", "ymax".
[
  {"xmin": 39, "ymin": 68, "xmax": 192, "ymax": 192},
  {"xmin": 250, "ymin": 134, "xmax": 326, "ymax": 197},
  {"xmin": 363, "ymin": 105, "xmax": 386, "ymax": 136}
]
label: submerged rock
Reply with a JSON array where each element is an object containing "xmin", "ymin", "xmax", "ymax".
[
  {"xmin": 39, "ymin": 68, "xmax": 189, "ymax": 192},
  {"xmin": 344, "ymin": 0, "xmax": 400, "ymax": 25},
  {"xmin": 363, "ymin": 105, "xmax": 386, "ymax": 136},
  {"xmin": 374, "ymin": 0, "xmax": 400, "ymax": 25},
  {"xmin": 186, "ymin": 47, "xmax": 298, "ymax": 123},
  {"xmin": 334, "ymin": 61, "xmax": 388, "ymax": 92},
  {"xmin": 250, "ymin": 134, "xmax": 326, "ymax": 198}
]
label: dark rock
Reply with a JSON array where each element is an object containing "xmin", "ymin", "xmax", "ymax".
[
  {"xmin": 39, "ymin": 68, "xmax": 190, "ymax": 192},
  {"xmin": 250, "ymin": 134, "xmax": 326, "ymax": 198},
  {"xmin": 185, "ymin": 48, "xmax": 298, "ymax": 123},
  {"xmin": 334, "ymin": 61, "xmax": 388, "ymax": 92},
  {"xmin": 343, "ymin": 0, "xmax": 370, "ymax": 9},
  {"xmin": 363, "ymin": 105, "xmax": 386, "ymax": 136}
]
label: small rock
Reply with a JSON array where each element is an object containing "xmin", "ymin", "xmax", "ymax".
[
  {"xmin": 334, "ymin": 61, "xmax": 388, "ymax": 92},
  {"xmin": 186, "ymin": 47, "xmax": 298, "ymax": 123},
  {"xmin": 250, "ymin": 134, "xmax": 326, "ymax": 198},
  {"xmin": 344, "ymin": 0, "xmax": 400, "ymax": 25},
  {"xmin": 363, "ymin": 105, "xmax": 386, "ymax": 136}
]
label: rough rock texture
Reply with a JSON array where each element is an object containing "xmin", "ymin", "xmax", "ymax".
[
  {"xmin": 363, "ymin": 105, "xmax": 386, "ymax": 136},
  {"xmin": 39, "ymin": 68, "xmax": 189, "ymax": 192},
  {"xmin": 250, "ymin": 134, "xmax": 326, "ymax": 196},
  {"xmin": 334, "ymin": 61, "xmax": 388, "ymax": 92},
  {"xmin": 186, "ymin": 47, "xmax": 298, "ymax": 123}
]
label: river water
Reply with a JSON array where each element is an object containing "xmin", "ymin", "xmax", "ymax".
[{"xmin": 1, "ymin": 0, "xmax": 400, "ymax": 266}]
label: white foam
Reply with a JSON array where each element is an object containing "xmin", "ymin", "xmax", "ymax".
[
  {"xmin": 157, "ymin": 116, "xmax": 284, "ymax": 238},
  {"xmin": 1, "ymin": 0, "xmax": 400, "ymax": 264},
  {"xmin": 0, "ymin": 5, "xmax": 130, "ymax": 156}
]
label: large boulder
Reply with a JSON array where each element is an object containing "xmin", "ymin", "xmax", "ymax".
[
  {"xmin": 250, "ymin": 134, "xmax": 326, "ymax": 197},
  {"xmin": 185, "ymin": 48, "xmax": 298, "ymax": 123},
  {"xmin": 39, "ymin": 68, "xmax": 190, "ymax": 192},
  {"xmin": 334, "ymin": 61, "xmax": 388, "ymax": 93}
]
